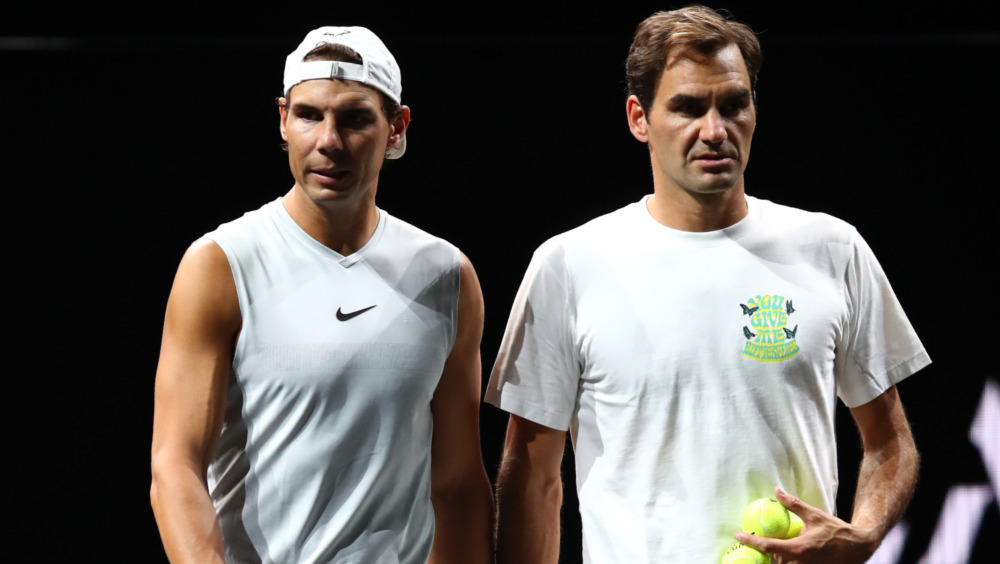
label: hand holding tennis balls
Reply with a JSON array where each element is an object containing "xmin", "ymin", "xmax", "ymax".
[
  {"xmin": 742, "ymin": 497, "xmax": 791, "ymax": 538},
  {"xmin": 736, "ymin": 487, "xmax": 880, "ymax": 562},
  {"xmin": 729, "ymin": 494, "xmax": 803, "ymax": 561}
]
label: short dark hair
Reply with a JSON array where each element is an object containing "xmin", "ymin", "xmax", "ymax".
[{"xmin": 625, "ymin": 5, "xmax": 762, "ymax": 112}]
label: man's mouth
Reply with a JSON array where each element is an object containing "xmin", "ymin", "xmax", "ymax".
[
  {"xmin": 694, "ymin": 152, "xmax": 734, "ymax": 160},
  {"xmin": 311, "ymin": 168, "xmax": 350, "ymax": 181},
  {"xmin": 693, "ymin": 153, "xmax": 735, "ymax": 167}
]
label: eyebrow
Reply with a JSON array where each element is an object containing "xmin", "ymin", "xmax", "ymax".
[
  {"xmin": 289, "ymin": 101, "xmax": 379, "ymax": 114},
  {"xmin": 668, "ymin": 88, "xmax": 751, "ymax": 105},
  {"xmin": 728, "ymin": 89, "xmax": 753, "ymax": 102},
  {"xmin": 289, "ymin": 102, "xmax": 321, "ymax": 113}
]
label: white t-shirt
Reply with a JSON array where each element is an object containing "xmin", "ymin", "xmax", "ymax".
[{"xmin": 485, "ymin": 195, "xmax": 929, "ymax": 563}]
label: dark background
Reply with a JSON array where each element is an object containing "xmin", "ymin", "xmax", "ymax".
[{"xmin": 5, "ymin": 1, "xmax": 998, "ymax": 562}]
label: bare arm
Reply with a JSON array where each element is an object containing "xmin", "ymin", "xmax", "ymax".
[
  {"xmin": 738, "ymin": 385, "xmax": 918, "ymax": 563},
  {"xmin": 427, "ymin": 254, "xmax": 494, "ymax": 564},
  {"xmin": 150, "ymin": 240, "xmax": 240, "ymax": 563},
  {"xmin": 849, "ymin": 385, "xmax": 919, "ymax": 537},
  {"xmin": 495, "ymin": 414, "xmax": 567, "ymax": 564}
]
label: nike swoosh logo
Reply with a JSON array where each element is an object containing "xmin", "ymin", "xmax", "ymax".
[{"xmin": 336, "ymin": 305, "xmax": 377, "ymax": 321}]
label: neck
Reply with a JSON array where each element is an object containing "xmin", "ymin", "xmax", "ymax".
[
  {"xmin": 282, "ymin": 186, "xmax": 380, "ymax": 255},
  {"xmin": 646, "ymin": 178, "xmax": 748, "ymax": 232}
]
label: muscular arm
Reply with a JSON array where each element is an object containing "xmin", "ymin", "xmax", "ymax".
[
  {"xmin": 849, "ymin": 385, "xmax": 919, "ymax": 543},
  {"xmin": 738, "ymin": 385, "xmax": 918, "ymax": 563},
  {"xmin": 495, "ymin": 414, "xmax": 567, "ymax": 564},
  {"xmin": 427, "ymin": 254, "xmax": 494, "ymax": 564},
  {"xmin": 150, "ymin": 240, "xmax": 240, "ymax": 563}
]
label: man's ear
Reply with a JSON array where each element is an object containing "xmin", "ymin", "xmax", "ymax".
[
  {"xmin": 278, "ymin": 96, "xmax": 289, "ymax": 141},
  {"xmin": 626, "ymin": 95, "xmax": 649, "ymax": 142},
  {"xmin": 388, "ymin": 105, "xmax": 411, "ymax": 149}
]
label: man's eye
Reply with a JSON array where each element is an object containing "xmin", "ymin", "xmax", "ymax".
[
  {"xmin": 722, "ymin": 101, "xmax": 747, "ymax": 118},
  {"xmin": 677, "ymin": 103, "xmax": 704, "ymax": 117},
  {"xmin": 341, "ymin": 111, "xmax": 376, "ymax": 128},
  {"xmin": 721, "ymin": 95, "xmax": 751, "ymax": 118}
]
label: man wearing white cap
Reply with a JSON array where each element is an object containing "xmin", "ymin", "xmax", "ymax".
[{"xmin": 150, "ymin": 26, "xmax": 493, "ymax": 563}]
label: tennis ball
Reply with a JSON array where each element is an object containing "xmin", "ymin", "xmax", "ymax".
[
  {"xmin": 721, "ymin": 542, "xmax": 769, "ymax": 564},
  {"xmin": 742, "ymin": 497, "xmax": 790, "ymax": 538},
  {"xmin": 785, "ymin": 512, "xmax": 803, "ymax": 538}
]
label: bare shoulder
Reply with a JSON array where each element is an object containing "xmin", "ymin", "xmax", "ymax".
[
  {"xmin": 175, "ymin": 239, "xmax": 235, "ymax": 293},
  {"xmin": 457, "ymin": 252, "xmax": 484, "ymax": 311},
  {"xmin": 451, "ymin": 252, "xmax": 484, "ymax": 357},
  {"xmin": 155, "ymin": 239, "xmax": 242, "ymax": 397},
  {"xmin": 167, "ymin": 239, "xmax": 240, "ymax": 331},
  {"xmin": 458, "ymin": 250, "xmax": 475, "ymax": 272}
]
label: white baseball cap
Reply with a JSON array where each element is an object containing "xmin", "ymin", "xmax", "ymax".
[{"xmin": 283, "ymin": 26, "xmax": 406, "ymax": 159}]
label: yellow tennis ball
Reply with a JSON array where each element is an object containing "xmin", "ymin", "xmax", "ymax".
[
  {"xmin": 721, "ymin": 542, "xmax": 769, "ymax": 564},
  {"xmin": 742, "ymin": 497, "xmax": 790, "ymax": 538},
  {"xmin": 785, "ymin": 512, "xmax": 803, "ymax": 538}
]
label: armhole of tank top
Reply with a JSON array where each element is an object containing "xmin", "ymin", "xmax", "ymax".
[
  {"xmin": 201, "ymin": 235, "xmax": 247, "ymax": 373},
  {"xmin": 447, "ymin": 245, "xmax": 462, "ymax": 355}
]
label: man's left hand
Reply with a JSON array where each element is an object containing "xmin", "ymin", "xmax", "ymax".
[{"xmin": 735, "ymin": 486, "xmax": 878, "ymax": 564}]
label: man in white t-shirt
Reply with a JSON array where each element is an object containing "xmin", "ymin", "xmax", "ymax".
[{"xmin": 486, "ymin": 5, "xmax": 928, "ymax": 563}]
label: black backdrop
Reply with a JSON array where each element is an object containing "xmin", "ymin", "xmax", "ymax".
[{"xmin": 5, "ymin": 2, "xmax": 998, "ymax": 562}]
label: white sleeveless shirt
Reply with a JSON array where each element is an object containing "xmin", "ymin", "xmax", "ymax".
[{"xmin": 204, "ymin": 198, "xmax": 460, "ymax": 564}]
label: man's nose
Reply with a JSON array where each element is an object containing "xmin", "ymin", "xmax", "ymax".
[
  {"xmin": 699, "ymin": 109, "xmax": 727, "ymax": 145},
  {"xmin": 317, "ymin": 119, "xmax": 343, "ymax": 152}
]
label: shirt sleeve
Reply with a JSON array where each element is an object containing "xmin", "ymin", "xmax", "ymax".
[
  {"xmin": 834, "ymin": 228, "xmax": 931, "ymax": 407},
  {"xmin": 484, "ymin": 238, "xmax": 581, "ymax": 431}
]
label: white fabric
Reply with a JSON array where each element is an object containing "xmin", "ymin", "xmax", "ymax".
[
  {"xmin": 283, "ymin": 26, "xmax": 402, "ymax": 104},
  {"xmin": 204, "ymin": 198, "xmax": 460, "ymax": 564},
  {"xmin": 295, "ymin": 61, "xmax": 368, "ymax": 86},
  {"xmin": 485, "ymin": 194, "xmax": 929, "ymax": 563}
]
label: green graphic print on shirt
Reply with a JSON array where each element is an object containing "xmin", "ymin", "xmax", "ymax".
[{"xmin": 741, "ymin": 294, "xmax": 799, "ymax": 362}]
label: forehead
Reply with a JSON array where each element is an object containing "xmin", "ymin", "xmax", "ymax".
[
  {"xmin": 656, "ymin": 43, "xmax": 751, "ymax": 98},
  {"xmin": 287, "ymin": 78, "xmax": 383, "ymax": 107}
]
